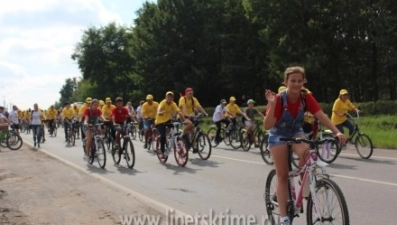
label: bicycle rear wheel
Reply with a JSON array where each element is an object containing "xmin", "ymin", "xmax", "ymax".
[
  {"xmin": 354, "ymin": 133, "xmax": 373, "ymax": 159},
  {"xmin": 6, "ymin": 133, "xmax": 23, "ymax": 150},
  {"xmin": 156, "ymin": 138, "xmax": 168, "ymax": 163},
  {"xmin": 124, "ymin": 138, "xmax": 135, "ymax": 169},
  {"xmin": 229, "ymin": 128, "xmax": 241, "ymax": 149},
  {"xmin": 112, "ymin": 145, "xmax": 122, "ymax": 165},
  {"xmin": 240, "ymin": 129, "xmax": 251, "ymax": 151},
  {"xmin": 174, "ymin": 137, "xmax": 188, "ymax": 166},
  {"xmin": 138, "ymin": 129, "xmax": 144, "ymax": 142},
  {"xmin": 264, "ymin": 169, "xmax": 279, "ymax": 225},
  {"xmin": 260, "ymin": 133, "xmax": 274, "ymax": 165},
  {"xmin": 317, "ymin": 134, "xmax": 340, "ymax": 164},
  {"xmin": 96, "ymin": 139, "xmax": 106, "ymax": 169},
  {"xmin": 307, "ymin": 178, "xmax": 350, "ymax": 225},
  {"xmin": 207, "ymin": 127, "xmax": 219, "ymax": 147},
  {"xmin": 196, "ymin": 133, "xmax": 211, "ymax": 160}
]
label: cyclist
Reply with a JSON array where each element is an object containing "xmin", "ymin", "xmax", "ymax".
[
  {"xmin": 73, "ymin": 104, "xmax": 80, "ymax": 139},
  {"xmin": 179, "ymin": 87, "xmax": 208, "ymax": 152},
  {"xmin": 111, "ymin": 97, "xmax": 131, "ymax": 149},
  {"xmin": 46, "ymin": 105, "xmax": 57, "ymax": 135},
  {"xmin": 31, "ymin": 103, "xmax": 45, "ymax": 148},
  {"xmin": 331, "ymin": 89, "xmax": 360, "ymax": 142},
  {"xmin": 142, "ymin": 94, "xmax": 159, "ymax": 149},
  {"xmin": 83, "ymin": 99, "xmax": 107, "ymax": 159},
  {"xmin": 264, "ymin": 66, "xmax": 346, "ymax": 225},
  {"xmin": 79, "ymin": 97, "xmax": 92, "ymax": 141},
  {"xmin": 212, "ymin": 99, "xmax": 233, "ymax": 145},
  {"xmin": 136, "ymin": 100, "xmax": 145, "ymax": 134},
  {"xmin": 226, "ymin": 96, "xmax": 251, "ymax": 130},
  {"xmin": 102, "ymin": 97, "xmax": 116, "ymax": 141},
  {"xmin": 62, "ymin": 102, "xmax": 75, "ymax": 142},
  {"xmin": 8, "ymin": 105, "xmax": 20, "ymax": 135},
  {"xmin": 0, "ymin": 106, "xmax": 10, "ymax": 130},
  {"xmin": 155, "ymin": 91, "xmax": 185, "ymax": 159},
  {"xmin": 41, "ymin": 109, "xmax": 47, "ymax": 143},
  {"xmin": 244, "ymin": 99, "xmax": 265, "ymax": 146},
  {"xmin": 24, "ymin": 109, "xmax": 32, "ymax": 134}
]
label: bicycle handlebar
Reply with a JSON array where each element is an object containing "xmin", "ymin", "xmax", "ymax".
[
  {"xmin": 346, "ymin": 111, "xmax": 360, "ymax": 119},
  {"xmin": 279, "ymin": 137, "xmax": 338, "ymax": 145}
]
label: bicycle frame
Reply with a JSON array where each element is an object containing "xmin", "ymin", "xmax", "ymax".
[{"xmin": 163, "ymin": 122, "xmax": 182, "ymax": 155}]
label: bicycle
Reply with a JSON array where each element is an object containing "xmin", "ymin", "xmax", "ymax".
[
  {"xmin": 48, "ymin": 119, "xmax": 57, "ymax": 137},
  {"xmin": 207, "ymin": 118, "xmax": 233, "ymax": 147},
  {"xmin": 147, "ymin": 122, "xmax": 159, "ymax": 151},
  {"xmin": 227, "ymin": 116, "xmax": 245, "ymax": 149},
  {"xmin": 156, "ymin": 121, "xmax": 188, "ymax": 167},
  {"xmin": 85, "ymin": 124, "xmax": 106, "ymax": 169},
  {"xmin": 65, "ymin": 119, "xmax": 76, "ymax": 146},
  {"xmin": 103, "ymin": 122, "xmax": 114, "ymax": 151},
  {"xmin": 112, "ymin": 123, "xmax": 136, "ymax": 169},
  {"xmin": 240, "ymin": 119, "xmax": 265, "ymax": 151},
  {"xmin": 0, "ymin": 125, "xmax": 23, "ymax": 150},
  {"xmin": 127, "ymin": 121, "xmax": 137, "ymax": 140},
  {"xmin": 183, "ymin": 113, "xmax": 211, "ymax": 160},
  {"xmin": 264, "ymin": 137, "xmax": 350, "ymax": 225}
]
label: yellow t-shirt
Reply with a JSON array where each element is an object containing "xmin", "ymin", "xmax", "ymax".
[
  {"xmin": 25, "ymin": 111, "xmax": 31, "ymax": 120},
  {"xmin": 331, "ymin": 98, "xmax": 356, "ymax": 125},
  {"xmin": 18, "ymin": 111, "xmax": 23, "ymax": 119},
  {"xmin": 46, "ymin": 108, "xmax": 57, "ymax": 120},
  {"xmin": 155, "ymin": 100, "xmax": 179, "ymax": 125},
  {"xmin": 142, "ymin": 102, "xmax": 159, "ymax": 120},
  {"xmin": 225, "ymin": 103, "xmax": 242, "ymax": 117},
  {"xmin": 73, "ymin": 106, "xmax": 79, "ymax": 115},
  {"xmin": 178, "ymin": 96, "xmax": 199, "ymax": 117},
  {"xmin": 102, "ymin": 105, "xmax": 116, "ymax": 119},
  {"xmin": 62, "ymin": 107, "xmax": 75, "ymax": 120},
  {"xmin": 78, "ymin": 103, "xmax": 88, "ymax": 121}
]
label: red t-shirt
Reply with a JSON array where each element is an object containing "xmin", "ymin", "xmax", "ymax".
[
  {"xmin": 84, "ymin": 108, "xmax": 102, "ymax": 117},
  {"xmin": 266, "ymin": 93, "xmax": 321, "ymax": 123},
  {"xmin": 111, "ymin": 107, "xmax": 130, "ymax": 123}
]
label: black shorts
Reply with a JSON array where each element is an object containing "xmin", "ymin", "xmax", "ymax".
[{"xmin": 11, "ymin": 124, "xmax": 20, "ymax": 130}]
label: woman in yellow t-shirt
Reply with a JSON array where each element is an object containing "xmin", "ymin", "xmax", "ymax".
[{"xmin": 331, "ymin": 89, "xmax": 360, "ymax": 139}]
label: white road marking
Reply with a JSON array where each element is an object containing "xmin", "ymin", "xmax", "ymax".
[
  {"xmin": 212, "ymin": 155, "xmax": 264, "ymax": 165},
  {"xmin": 331, "ymin": 174, "xmax": 397, "ymax": 187}
]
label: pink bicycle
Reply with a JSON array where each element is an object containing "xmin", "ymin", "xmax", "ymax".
[{"xmin": 264, "ymin": 137, "xmax": 350, "ymax": 225}]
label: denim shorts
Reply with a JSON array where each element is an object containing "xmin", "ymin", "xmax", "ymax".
[
  {"xmin": 268, "ymin": 128, "xmax": 304, "ymax": 149},
  {"xmin": 143, "ymin": 119, "xmax": 154, "ymax": 130}
]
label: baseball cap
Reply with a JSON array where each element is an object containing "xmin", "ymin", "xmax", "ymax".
[
  {"xmin": 339, "ymin": 89, "xmax": 348, "ymax": 95},
  {"xmin": 105, "ymin": 97, "xmax": 112, "ymax": 103},
  {"xmin": 146, "ymin": 94, "xmax": 154, "ymax": 100},
  {"xmin": 86, "ymin": 97, "xmax": 92, "ymax": 103},
  {"xmin": 278, "ymin": 86, "xmax": 287, "ymax": 93},
  {"xmin": 220, "ymin": 99, "xmax": 227, "ymax": 104},
  {"xmin": 185, "ymin": 87, "xmax": 193, "ymax": 93},
  {"xmin": 99, "ymin": 100, "xmax": 105, "ymax": 106},
  {"xmin": 229, "ymin": 96, "xmax": 236, "ymax": 102},
  {"xmin": 247, "ymin": 99, "xmax": 255, "ymax": 104},
  {"xmin": 166, "ymin": 91, "xmax": 174, "ymax": 96}
]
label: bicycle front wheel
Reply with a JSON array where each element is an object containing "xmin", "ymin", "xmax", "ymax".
[
  {"xmin": 7, "ymin": 133, "xmax": 23, "ymax": 150},
  {"xmin": 96, "ymin": 139, "xmax": 106, "ymax": 169},
  {"xmin": 355, "ymin": 133, "xmax": 373, "ymax": 159},
  {"xmin": 307, "ymin": 178, "xmax": 350, "ymax": 225},
  {"xmin": 124, "ymin": 138, "xmax": 135, "ymax": 169},
  {"xmin": 229, "ymin": 128, "xmax": 241, "ymax": 149},
  {"xmin": 206, "ymin": 127, "xmax": 219, "ymax": 147},
  {"xmin": 260, "ymin": 133, "xmax": 274, "ymax": 165},
  {"xmin": 174, "ymin": 137, "xmax": 188, "ymax": 167},
  {"xmin": 196, "ymin": 133, "xmax": 211, "ymax": 160},
  {"xmin": 264, "ymin": 169, "xmax": 279, "ymax": 225},
  {"xmin": 240, "ymin": 129, "xmax": 251, "ymax": 151}
]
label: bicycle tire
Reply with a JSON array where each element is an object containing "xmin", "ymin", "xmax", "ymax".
[
  {"xmin": 89, "ymin": 144, "xmax": 95, "ymax": 165},
  {"xmin": 206, "ymin": 127, "xmax": 219, "ymax": 147},
  {"xmin": 307, "ymin": 178, "xmax": 350, "ymax": 225},
  {"xmin": 317, "ymin": 134, "xmax": 340, "ymax": 164},
  {"xmin": 260, "ymin": 133, "xmax": 274, "ymax": 165},
  {"xmin": 264, "ymin": 169, "xmax": 278, "ymax": 225},
  {"xmin": 54, "ymin": 127, "xmax": 57, "ymax": 137},
  {"xmin": 6, "ymin": 133, "xmax": 23, "ymax": 150},
  {"xmin": 129, "ymin": 127, "xmax": 137, "ymax": 140},
  {"xmin": 240, "ymin": 129, "xmax": 251, "ymax": 151},
  {"xmin": 156, "ymin": 138, "xmax": 168, "ymax": 163},
  {"xmin": 138, "ymin": 130, "xmax": 144, "ymax": 142},
  {"xmin": 229, "ymin": 128, "xmax": 241, "ymax": 149},
  {"xmin": 124, "ymin": 138, "xmax": 135, "ymax": 169},
  {"xmin": 291, "ymin": 151, "xmax": 300, "ymax": 169},
  {"xmin": 196, "ymin": 133, "xmax": 211, "ymax": 160},
  {"xmin": 355, "ymin": 133, "xmax": 373, "ymax": 159},
  {"xmin": 96, "ymin": 139, "xmax": 106, "ymax": 169},
  {"xmin": 174, "ymin": 137, "xmax": 188, "ymax": 167}
]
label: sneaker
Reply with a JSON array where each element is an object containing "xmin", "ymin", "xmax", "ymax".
[
  {"xmin": 114, "ymin": 144, "xmax": 119, "ymax": 149},
  {"xmin": 212, "ymin": 140, "xmax": 218, "ymax": 146},
  {"xmin": 37, "ymin": 143, "xmax": 40, "ymax": 148},
  {"xmin": 34, "ymin": 142, "xmax": 36, "ymax": 147},
  {"xmin": 192, "ymin": 149, "xmax": 198, "ymax": 154},
  {"xmin": 280, "ymin": 220, "xmax": 290, "ymax": 225},
  {"xmin": 143, "ymin": 143, "xmax": 148, "ymax": 149}
]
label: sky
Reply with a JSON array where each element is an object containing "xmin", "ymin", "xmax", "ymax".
[{"xmin": 0, "ymin": 0, "xmax": 154, "ymax": 110}]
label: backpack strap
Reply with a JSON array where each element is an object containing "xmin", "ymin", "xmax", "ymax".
[
  {"xmin": 279, "ymin": 90, "xmax": 307, "ymax": 114},
  {"xmin": 183, "ymin": 96, "xmax": 195, "ymax": 114}
]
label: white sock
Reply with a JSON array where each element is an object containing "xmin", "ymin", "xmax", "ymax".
[{"xmin": 280, "ymin": 216, "xmax": 289, "ymax": 223}]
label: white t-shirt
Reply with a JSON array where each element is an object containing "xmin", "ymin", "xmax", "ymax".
[
  {"xmin": 31, "ymin": 111, "xmax": 42, "ymax": 125},
  {"xmin": 9, "ymin": 110, "xmax": 19, "ymax": 124},
  {"xmin": 212, "ymin": 105, "xmax": 228, "ymax": 122},
  {"xmin": 0, "ymin": 113, "xmax": 5, "ymax": 119},
  {"xmin": 136, "ymin": 106, "xmax": 142, "ymax": 119},
  {"xmin": 125, "ymin": 106, "xmax": 135, "ymax": 114}
]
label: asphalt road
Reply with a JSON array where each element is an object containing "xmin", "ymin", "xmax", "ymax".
[{"xmin": 19, "ymin": 129, "xmax": 397, "ymax": 225}]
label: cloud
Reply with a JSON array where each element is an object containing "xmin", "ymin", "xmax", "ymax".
[{"xmin": 0, "ymin": 0, "xmax": 127, "ymax": 110}]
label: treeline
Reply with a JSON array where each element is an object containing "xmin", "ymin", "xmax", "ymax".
[{"xmin": 59, "ymin": 0, "xmax": 397, "ymax": 108}]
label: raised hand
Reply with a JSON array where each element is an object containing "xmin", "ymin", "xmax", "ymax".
[{"xmin": 265, "ymin": 89, "xmax": 277, "ymax": 104}]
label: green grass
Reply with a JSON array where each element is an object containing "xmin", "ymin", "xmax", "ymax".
[{"xmin": 198, "ymin": 115, "xmax": 397, "ymax": 149}]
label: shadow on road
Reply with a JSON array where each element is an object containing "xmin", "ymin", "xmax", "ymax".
[
  {"xmin": 329, "ymin": 163, "xmax": 357, "ymax": 170},
  {"xmin": 86, "ymin": 165, "xmax": 115, "ymax": 174},
  {"xmin": 162, "ymin": 163, "xmax": 201, "ymax": 175},
  {"xmin": 189, "ymin": 158, "xmax": 222, "ymax": 168},
  {"xmin": 116, "ymin": 166, "xmax": 147, "ymax": 175},
  {"xmin": 339, "ymin": 155, "xmax": 396, "ymax": 165}
]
